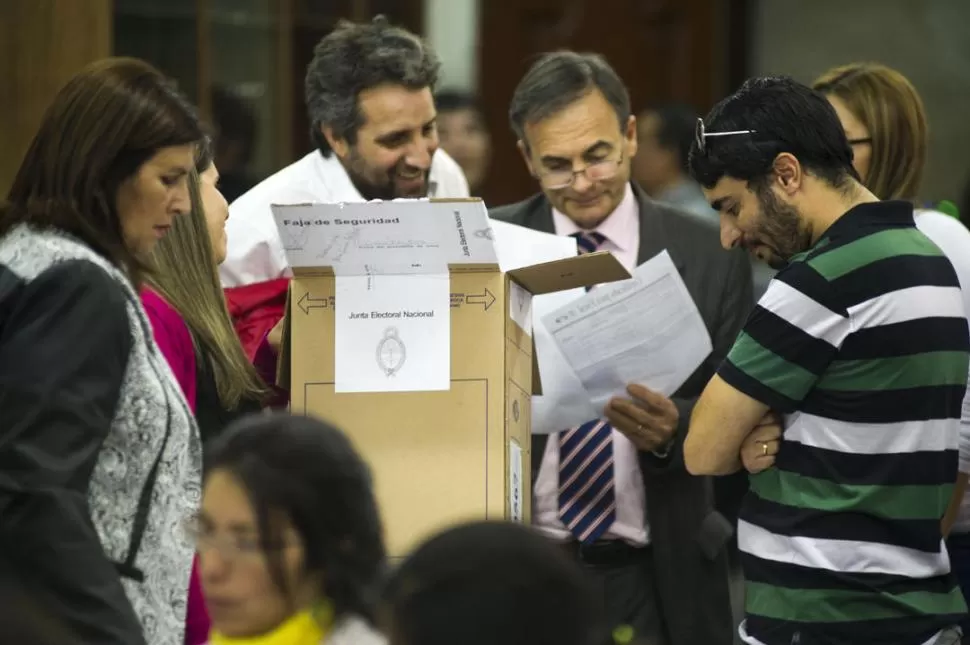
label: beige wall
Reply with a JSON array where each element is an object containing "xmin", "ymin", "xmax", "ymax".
[{"xmin": 750, "ymin": 0, "xmax": 970, "ymax": 204}]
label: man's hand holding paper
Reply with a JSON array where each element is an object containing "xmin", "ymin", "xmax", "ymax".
[
  {"xmin": 605, "ymin": 384, "xmax": 678, "ymax": 452},
  {"xmin": 539, "ymin": 250, "xmax": 713, "ymax": 438}
]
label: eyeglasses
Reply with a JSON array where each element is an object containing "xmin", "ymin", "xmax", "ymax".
[
  {"xmin": 538, "ymin": 153, "xmax": 624, "ymax": 190},
  {"xmin": 694, "ymin": 118, "xmax": 757, "ymax": 154},
  {"xmin": 847, "ymin": 137, "xmax": 872, "ymax": 146},
  {"xmin": 182, "ymin": 516, "xmax": 298, "ymax": 559}
]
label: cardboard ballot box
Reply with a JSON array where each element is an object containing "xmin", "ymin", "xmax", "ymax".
[{"xmin": 274, "ymin": 199, "xmax": 627, "ymax": 558}]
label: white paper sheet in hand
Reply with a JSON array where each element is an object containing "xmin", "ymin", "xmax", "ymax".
[
  {"xmin": 334, "ymin": 273, "xmax": 450, "ymax": 393},
  {"xmin": 489, "ymin": 220, "xmax": 600, "ymax": 434},
  {"xmin": 541, "ymin": 250, "xmax": 712, "ymax": 412}
]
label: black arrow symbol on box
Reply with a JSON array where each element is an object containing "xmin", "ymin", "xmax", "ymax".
[
  {"xmin": 298, "ymin": 292, "xmax": 329, "ymax": 315},
  {"xmin": 466, "ymin": 288, "xmax": 496, "ymax": 310}
]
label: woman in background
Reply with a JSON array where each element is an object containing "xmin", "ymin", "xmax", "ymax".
[
  {"xmin": 142, "ymin": 140, "xmax": 273, "ymax": 644},
  {"xmin": 812, "ymin": 62, "xmax": 970, "ymax": 638},
  {"xmin": 191, "ymin": 412, "xmax": 386, "ymax": 645},
  {"xmin": 0, "ymin": 57, "xmax": 204, "ymax": 645}
]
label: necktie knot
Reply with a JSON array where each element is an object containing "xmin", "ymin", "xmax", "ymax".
[{"xmin": 571, "ymin": 231, "xmax": 607, "ymax": 255}]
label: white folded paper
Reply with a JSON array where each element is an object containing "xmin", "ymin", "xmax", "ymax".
[{"xmin": 541, "ymin": 250, "xmax": 713, "ymax": 415}]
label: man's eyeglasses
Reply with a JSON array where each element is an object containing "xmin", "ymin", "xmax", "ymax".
[
  {"xmin": 538, "ymin": 153, "xmax": 624, "ymax": 190},
  {"xmin": 694, "ymin": 118, "xmax": 757, "ymax": 154}
]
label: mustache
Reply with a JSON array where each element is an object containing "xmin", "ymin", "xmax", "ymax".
[{"xmin": 392, "ymin": 161, "xmax": 428, "ymax": 177}]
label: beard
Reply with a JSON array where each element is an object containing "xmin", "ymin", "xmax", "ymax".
[
  {"xmin": 343, "ymin": 149, "xmax": 432, "ymax": 201},
  {"xmin": 749, "ymin": 184, "xmax": 814, "ymax": 269}
]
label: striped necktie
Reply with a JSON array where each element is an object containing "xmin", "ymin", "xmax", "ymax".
[
  {"xmin": 560, "ymin": 231, "xmax": 616, "ymax": 543},
  {"xmin": 573, "ymin": 231, "xmax": 607, "ymax": 255}
]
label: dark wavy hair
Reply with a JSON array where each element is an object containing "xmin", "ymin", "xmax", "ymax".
[
  {"xmin": 1, "ymin": 57, "xmax": 205, "ymax": 284},
  {"xmin": 204, "ymin": 412, "xmax": 386, "ymax": 623},
  {"xmin": 304, "ymin": 15, "xmax": 440, "ymax": 156}
]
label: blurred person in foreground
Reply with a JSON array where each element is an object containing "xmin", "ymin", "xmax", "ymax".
[
  {"xmin": 382, "ymin": 521, "xmax": 607, "ymax": 645},
  {"xmin": 0, "ymin": 57, "xmax": 205, "ymax": 645},
  {"xmin": 220, "ymin": 15, "xmax": 469, "ymax": 288},
  {"xmin": 810, "ymin": 61, "xmax": 970, "ymax": 642},
  {"xmin": 492, "ymin": 51, "xmax": 748, "ymax": 645},
  {"xmin": 193, "ymin": 412, "xmax": 386, "ymax": 645},
  {"xmin": 684, "ymin": 75, "xmax": 968, "ymax": 645}
]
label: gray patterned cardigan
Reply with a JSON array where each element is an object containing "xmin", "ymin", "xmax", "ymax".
[{"xmin": 0, "ymin": 224, "xmax": 202, "ymax": 645}]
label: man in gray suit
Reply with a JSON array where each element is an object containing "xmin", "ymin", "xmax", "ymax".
[{"xmin": 490, "ymin": 52, "xmax": 751, "ymax": 645}]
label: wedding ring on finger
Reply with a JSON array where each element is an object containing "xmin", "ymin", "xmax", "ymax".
[{"xmin": 761, "ymin": 442, "xmax": 769, "ymax": 456}]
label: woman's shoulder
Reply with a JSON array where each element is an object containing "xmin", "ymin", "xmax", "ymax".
[{"xmin": 0, "ymin": 224, "xmax": 130, "ymax": 287}]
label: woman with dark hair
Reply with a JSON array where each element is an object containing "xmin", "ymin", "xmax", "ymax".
[
  {"xmin": 190, "ymin": 412, "xmax": 386, "ymax": 645},
  {"xmin": 0, "ymin": 58, "xmax": 205, "ymax": 645}
]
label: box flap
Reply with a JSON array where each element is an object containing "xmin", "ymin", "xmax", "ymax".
[
  {"xmin": 507, "ymin": 251, "xmax": 630, "ymax": 294},
  {"xmin": 271, "ymin": 199, "xmax": 499, "ymax": 275}
]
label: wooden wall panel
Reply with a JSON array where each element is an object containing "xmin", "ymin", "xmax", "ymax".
[
  {"xmin": 477, "ymin": 0, "xmax": 745, "ymax": 207},
  {"xmin": 0, "ymin": 0, "xmax": 112, "ymax": 196}
]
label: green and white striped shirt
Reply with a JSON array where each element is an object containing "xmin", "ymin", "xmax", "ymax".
[{"xmin": 721, "ymin": 201, "xmax": 970, "ymax": 645}]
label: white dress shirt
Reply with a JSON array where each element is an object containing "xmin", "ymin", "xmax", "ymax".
[
  {"xmin": 533, "ymin": 184, "xmax": 651, "ymax": 546},
  {"xmin": 219, "ymin": 149, "xmax": 470, "ymax": 287},
  {"xmin": 913, "ymin": 209, "xmax": 970, "ymax": 532}
]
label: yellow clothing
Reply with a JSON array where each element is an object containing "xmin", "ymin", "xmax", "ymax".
[{"xmin": 210, "ymin": 609, "xmax": 330, "ymax": 645}]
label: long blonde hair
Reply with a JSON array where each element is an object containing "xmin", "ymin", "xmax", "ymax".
[
  {"xmin": 146, "ymin": 142, "xmax": 268, "ymax": 409},
  {"xmin": 812, "ymin": 62, "xmax": 928, "ymax": 202}
]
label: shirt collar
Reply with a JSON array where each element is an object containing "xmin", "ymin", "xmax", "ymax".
[
  {"xmin": 551, "ymin": 183, "xmax": 637, "ymax": 252},
  {"xmin": 817, "ymin": 200, "xmax": 915, "ymax": 244}
]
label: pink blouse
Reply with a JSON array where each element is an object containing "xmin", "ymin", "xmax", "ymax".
[{"xmin": 140, "ymin": 288, "xmax": 209, "ymax": 645}]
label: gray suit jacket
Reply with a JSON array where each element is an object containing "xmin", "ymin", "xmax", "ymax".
[{"xmin": 490, "ymin": 183, "xmax": 752, "ymax": 645}]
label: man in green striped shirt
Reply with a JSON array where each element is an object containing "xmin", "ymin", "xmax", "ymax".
[{"xmin": 682, "ymin": 76, "xmax": 969, "ymax": 645}]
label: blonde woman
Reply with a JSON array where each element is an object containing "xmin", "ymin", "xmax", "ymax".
[
  {"xmin": 141, "ymin": 141, "xmax": 272, "ymax": 644},
  {"xmin": 812, "ymin": 62, "xmax": 970, "ymax": 638}
]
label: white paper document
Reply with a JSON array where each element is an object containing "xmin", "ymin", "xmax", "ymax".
[
  {"xmin": 541, "ymin": 250, "xmax": 713, "ymax": 414},
  {"xmin": 509, "ymin": 439, "xmax": 523, "ymax": 522},
  {"xmin": 272, "ymin": 200, "xmax": 497, "ymax": 275},
  {"xmin": 334, "ymin": 273, "xmax": 450, "ymax": 393}
]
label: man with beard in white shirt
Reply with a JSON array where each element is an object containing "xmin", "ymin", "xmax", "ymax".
[{"xmin": 220, "ymin": 15, "xmax": 470, "ymax": 287}]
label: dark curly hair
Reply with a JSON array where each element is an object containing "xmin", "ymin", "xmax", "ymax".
[
  {"xmin": 204, "ymin": 412, "xmax": 387, "ymax": 623},
  {"xmin": 304, "ymin": 15, "xmax": 440, "ymax": 157},
  {"xmin": 688, "ymin": 76, "xmax": 858, "ymax": 191}
]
